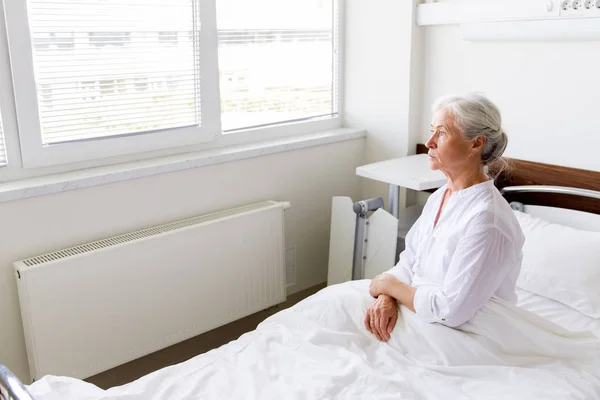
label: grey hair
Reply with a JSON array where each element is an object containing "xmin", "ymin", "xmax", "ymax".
[{"xmin": 433, "ymin": 93, "xmax": 508, "ymax": 167}]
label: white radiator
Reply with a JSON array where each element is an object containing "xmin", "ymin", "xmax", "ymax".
[{"xmin": 14, "ymin": 201, "xmax": 289, "ymax": 381}]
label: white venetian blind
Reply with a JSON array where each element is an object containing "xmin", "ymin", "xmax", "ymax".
[
  {"xmin": 28, "ymin": 0, "xmax": 200, "ymax": 145},
  {"xmin": 0, "ymin": 116, "xmax": 7, "ymax": 166},
  {"xmin": 217, "ymin": 0, "xmax": 340, "ymax": 132}
]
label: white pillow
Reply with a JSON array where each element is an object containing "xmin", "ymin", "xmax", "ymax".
[{"xmin": 514, "ymin": 210, "xmax": 600, "ymax": 319}]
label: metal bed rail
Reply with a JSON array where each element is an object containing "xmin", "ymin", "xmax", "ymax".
[
  {"xmin": 500, "ymin": 185, "xmax": 600, "ymax": 200},
  {"xmin": 0, "ymin": 365, "xmax": 34, "ymax": 400}
]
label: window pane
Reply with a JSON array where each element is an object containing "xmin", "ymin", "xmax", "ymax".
[
  {"xmin": 27, "ymin": 0, "xmax": 201, "ymax": 144},
  {"xmin": 217, "ymin": 0, "xmax": 339, "ymax": 132}
]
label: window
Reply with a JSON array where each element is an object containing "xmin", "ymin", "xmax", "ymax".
[
  {"xmin": 34, "ymin": 32, "xmax": 75, "ymax": 50},
  {"xmin": 2, "ymin": 0, "xmax": 340, "ymax": 171},
  {"xmin": 39, "ymin": 84, "xmax": 53, "ymax": 109},
  {"xmin": 7, "ymin": 0, "xmax": 220, "ymax": 167},
  {"xmin": 134, "ymin": 77, "xmax": 149, "ymax": 92},
  {"xmin": 217, "ymin": 0, "xmax": 340, "ymax": 132},
  {"xmin": 158, "ymin": 31, "xmax": 178, "ymax": 46},
  {"xmin": 88, "ymin": 32, "xmax": 131, "ymax": 48},
  {"xmin": 33, "ymin": 9, "xmax": 194, "ymax": 144}
]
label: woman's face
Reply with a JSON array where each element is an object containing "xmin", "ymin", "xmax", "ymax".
[{"xmin": 426, "ymin": 108, "xmax": 480, "ymax": 173}]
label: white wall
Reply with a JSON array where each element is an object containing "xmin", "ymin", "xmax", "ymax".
[
  {"xmin": 420, "ymin": 24, "xmax": 600, "ymax": 172},
  {"xmin": 344, "ymin": 0, "xmax": 422, "ymax": 201},
  {"xmin": 0, "ymin": 138, "xmax": 364, "ymax": 382}
]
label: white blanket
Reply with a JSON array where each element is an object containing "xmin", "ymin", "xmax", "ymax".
[{"xmin": 29, "ymin": 281, "xmax": 600, "ymax": 400}]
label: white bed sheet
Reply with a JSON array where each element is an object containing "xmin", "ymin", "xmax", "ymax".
[
  {"xmin": 517, "ymin": 287, "xmax": 600, "ymax": 336},
  {"xmin": 29, "ymin": 280, "xmax": 600, "ymax": 400}
]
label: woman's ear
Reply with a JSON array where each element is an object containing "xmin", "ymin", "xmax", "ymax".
[{"xmin": 472, "ymin": 136, "xmax": 487, "ymax": 154}]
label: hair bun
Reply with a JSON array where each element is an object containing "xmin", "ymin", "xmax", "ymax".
[{"xmin": 482, "ymin": 129, "xmax": 508, "ymax": 166}]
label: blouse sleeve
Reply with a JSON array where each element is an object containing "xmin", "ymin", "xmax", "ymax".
[
  {"xmin": 384, "ymin": 215, "xmax": 422, "ymax": 285},
  {"xmin": 413, "ymin": 224, "xmax": 517, "ymax": 328}
]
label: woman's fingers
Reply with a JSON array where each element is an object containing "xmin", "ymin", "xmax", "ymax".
[
  {"xmin": 366, "ymin": 307, "xmax": 382, "ymax": 340},
  {"xmin": 373, "ymin": 312, "xmax": 384, "ymax": 341},
  {"xmin": 388, "ymin": 311, "xmax": 398, "ymax": 335},
  {"xmin": 366, "ymin": 301, "xmax": 398, "ymax": 342},
  {"xmin": 366, "ymin": 307, "xmax": 384, "ymax": 341},
  {"xmin": 364, "ymin": 308, "xmax": 372, "ymax": 333},
  {"xmin": 379, "ymin": 312, "xmax": 390, "ymax": 341},
  {"xmin": 366, "ymin": 307, "xmax": 378, "ymax": 338}
]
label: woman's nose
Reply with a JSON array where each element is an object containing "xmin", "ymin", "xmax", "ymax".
[{"xmin": 425, "ymin": 133, "xmax": 437, "ymax": 149}]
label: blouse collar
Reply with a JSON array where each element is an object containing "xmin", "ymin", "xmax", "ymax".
[{"xmin": 446, "ymin": 179, "xmax": 495, "ymax": 199}]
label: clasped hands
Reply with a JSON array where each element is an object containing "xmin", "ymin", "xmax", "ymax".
[{"xmin": 365, "ymin": 273, "xmax": 400, "ymax": 342}]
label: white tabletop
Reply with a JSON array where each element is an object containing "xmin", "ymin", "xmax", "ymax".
[{"xmin": 356, "ymin": 154, "xmax": 447, "ymax": 191}]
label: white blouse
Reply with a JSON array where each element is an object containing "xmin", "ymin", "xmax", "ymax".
[{"xmin": 385, "ymin": 180, "xmax": 525, "ymax": 328}]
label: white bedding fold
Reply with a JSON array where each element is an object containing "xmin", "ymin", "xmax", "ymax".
[{"xmin": 29, "ymin": 280, "xmax": 600, "ymax": 400}]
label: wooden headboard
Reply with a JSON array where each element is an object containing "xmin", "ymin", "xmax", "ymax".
[{"xmin": 416, "ymin": 144, "xmax": 600, "ymax": 214}]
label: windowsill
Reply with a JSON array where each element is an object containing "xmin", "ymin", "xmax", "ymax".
[{"xmin": 0, "ymin": 128, "xmax": 366, "ymax": 204}]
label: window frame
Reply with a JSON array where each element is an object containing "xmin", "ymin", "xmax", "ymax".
[
  {"xmin": 0, "ymin": 0, "xmax": 21, "ymax": 171},
  {"xmin": 4, "ymin": 0, "xmax": 223, "ymax": 168},
  {"xmin": 0, "ymin": 0, "xmax": 343, "ymax": 176}
]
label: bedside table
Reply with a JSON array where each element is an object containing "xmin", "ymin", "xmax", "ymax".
[{"xmin": 356, "ymin": 153, "xmax": 446, "ymax": 219}]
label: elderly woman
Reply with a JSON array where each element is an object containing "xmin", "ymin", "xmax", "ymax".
[{"xmin": 365, "ymin": 93, "xmax": 525, "ymax": 342}]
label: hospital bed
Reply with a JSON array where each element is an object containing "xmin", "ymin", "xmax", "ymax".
[{"xmin": 2, "ymin": 150, "xmax": 600, "ymax": 400}]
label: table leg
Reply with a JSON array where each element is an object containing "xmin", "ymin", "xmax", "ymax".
[{"xmin": 388, "ymin": 184, "xmax": 399, "ymax": 219}]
